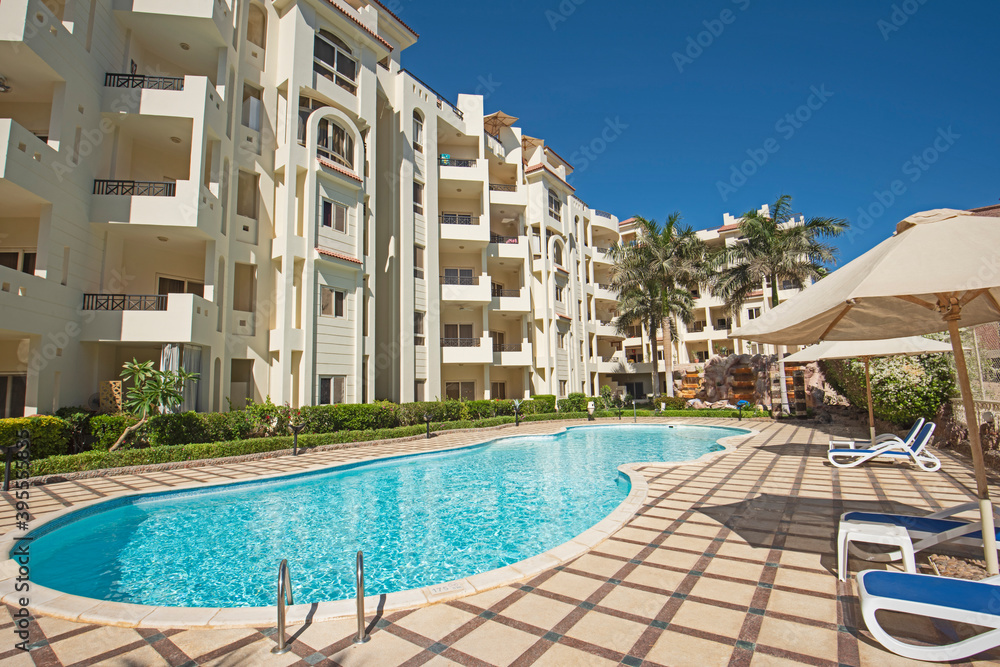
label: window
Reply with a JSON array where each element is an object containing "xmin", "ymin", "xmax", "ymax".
[
  {"xmin": 559, "ymin": 380, "xmax": 567, "ymax": 397},
  {"xmin": 314, "ymin": 29, "xmax": 357, "ymax": 94},
  {"xmin": 414, "ymin": 311, "xmax": 425, "ymax": 345},
  {"xmin": 548, "ymin": 190, "xmax": 562, "ymax": 221},
  {"xmin": 627, "ymin": 324, "xmax": 642, "ymax": 339},
  {"xmin": 443, "ymin": 268, "xmax": 474, "ymax": 285},
  {"xmin": 0, "ymin": 375, "xmax": 27, "ymax": 418},
  {"xmin": 552, "ymin": 242, "xmax": 563, "ymax": 266},
  {"xmin": 624, "ymin": 381, "xmax": 644, "ymax": 399},
  {"xmin": 747, "ymin": 307, "xmax": 761, "ymax": 320},
  {"xmin": 413, "ymin": 182, "xmax": 424, "ymax": 215},
  {"xmin": 322, "ymin": 199, "xmax": 347, "ymax": 232},
  {"xmin": 317, "ymin": 118, "xmax": 354, "ymax": 168},
  {"xmin": 414, "ymin": 246, "xmax": 424, "ymax": 278},
  {"xmin": 236, "ymin": 171, "xmax": 259, "ymax": 219},
  {"xmin": 414, "ymin": 380, "xmax": 425, "ymax": 402},
  {"xmin": 321, "ymin": 286, "xmax": 345, "ymax": 317},
  {"xmin": 232, "ymin": 263, "xmax": 256, "ymax": 312},
  {"xmin": 157, "ymin": 276, "xmax": 204, "ymax": 297},
  {"xmin": 412, "ymin": 110, "xmax": 423, "ymax": 153},
  {"xmin": 445, "ymin": 381, "xmax": 476, "ymax": 401},
  {"xmin": 319, "ymin": 375, "xmax": 346, "ymax": 404},
  {"xmin": 491, "ymin": 382, "xmax": 506, "ymax": 400},
  {"xmin": 558, "ymin": 332, "xmax": 567, "ymax": 348},
  {"xmin": 247, "ymin": 4, "xmax": 266, "ymax": 49},
  {"xmin": 780, "ymin": 278, "xmax": 802, "ymax": 290},
  {"xmin": 0, "ymin": 250, "xmax": 37, "ymax": 275},
  {"xmin": 555, "ymin": 286, "xmax": 563, "ymax": 302},
  {"xmin": 241, "ymin": 84, "xmax": 262, "ymax": 131}
]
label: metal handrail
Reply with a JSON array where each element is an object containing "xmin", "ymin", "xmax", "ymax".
[
  {"xmin": 489, "ymin": 183, "xmax": 516, "ymax": 192},
  {"xmin": 493, "ymin": 342, "xmax": 522, "ymax": 352},
  {"xmin": 439, "ymin": 157, "xmax": 476, "ymax": 167},
  {"xmin": 490, "ymin": 233, "xmax": 519, "ymax": 244},
  {"xmin": 93, "ymin": 179, "xmax": 176, "ymax": 197},
  {"xmin": 104, "ymin": 73, "xmax": 185, "ymax": 90},
  {"xmin": 354, "ymin": 551, "xmax": 370, "ymax": 644},
  {"xmin": 441, "ymin": 337, "xmax": 480, "ymax": 348},
  {"xmin": 440, "ymin": 213, "xmax": 478, "ymax": 225},
  {"xmin": 440, "ymin": 275, "xmax": 479, "ymax": 286},
  {"xmin": 82, "ymin": 293, "xmax": 168, "ymax": 311},
  {"xmin": 492, "ymin": 288, "xmax": 520, "ymax": 298},
  {"xmin": 595, "ymin": 210, "xmax": 612, "ymax": 218},
  {"xmin": 271, "ymin": 559, "xmax": 294, "ymax": 654}
]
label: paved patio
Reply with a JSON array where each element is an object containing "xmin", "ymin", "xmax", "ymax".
[{"xmin": 0, "ymin": 418, "xmax": 998, "ymax": 666}]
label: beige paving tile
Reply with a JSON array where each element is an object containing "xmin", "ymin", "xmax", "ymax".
[
  {"xmin": 533, "ymin": 641, "xmax": 618, "ymax": 666},
  {"xmin": 536, "ymin": 571, "xmax": 606, "ymax": 601},
  {"xmin": 562, "ymin": 610, "xmax": 648, "ymax": 655},
  {"xmin": 168, "ymin": 627, "xmax": 258, "ymax": 660},
  {"xmin": 644, "ymin": 628, "xmax": 735, "ymax": 666},
  {"xmin": 501, "ymin": 593, "xmax": 577, "ymax": 630},
  {"xmin": 755, "ymin": 616, "xmax": 839, "ymax": 661},
  {"xmin": 448, "ymin": 619, "xmax": 540, "ymax": 665},
  {"xmin": 49, "ymin": 626, "xmax": 143, "ymax": 665},
  {"xmin": 393, "ymin": 602, "xmax": 477, "ymax": 639},
  {"xmin": 459, "ymin": 586, "xmax": 518, "ymax": 610},
  {"xmin": 766, "ymin": 588, "xmax": 839, "ymax": 624},
  {"xmin": 91, "ymin": 644, "xmax": 170, "ymax": 667},
  {"xmin": 621, "ymin": 563, "xmax": 687, "ymax": 593},
  {"xmin": 687, "ymin": 576, "xmax": 757, "ymax": 608},
  {"xmin": 670, "ymin": 599, "xmax": 748, "ymax": 638},
  {"xmin": 202, "ymin": 637, "xmax": 301, "ymax": 667},
  {"xmin": 596, "ymin": 584, "xmax": 668, "ymax": 620}
]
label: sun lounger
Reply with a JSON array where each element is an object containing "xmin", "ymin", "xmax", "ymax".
[
  {"xmin": 829, "ymin": 418, "xmax": 924, "ymax": 450},
  {"xmin": 828, "ymin": 422, "xmax": 939, "ymax": 471},
  {"xmin": 858, "ymin": 569, "xmax": 1000, "ymax": 661},
  {"xmin": 838, "ymin": 501, "xmax": 1000, "ymax": 569}
]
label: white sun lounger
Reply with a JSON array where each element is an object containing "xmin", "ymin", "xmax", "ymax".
[
  {"xmin": 858, "ymin": 569, "xmax": 1000, "ymax": 661},
  {"xmin": 828, "ymin": 422, "xmax": 939, "ymax": 471},
  {"xmin": 829, "ymin": 418, "xmax": 924, "ymax": 450}
]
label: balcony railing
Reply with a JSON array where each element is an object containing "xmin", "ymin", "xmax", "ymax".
[
  {"xmin": 93, "ymin": 179, "xmax": 176, "ymax": 197},
  {"xmin": 688, "ymin": 323, "xmax": 706, "ymax": 333},
  {"xmin": 441, "ymin": 275, "xmax": 480, "ymax": 286},
  {"xmin": 594, "ymin": 246, "xmax": 612, "ymax": 254},
  {"xmin": 597, "ymin": 283, "xmax": 614, "ymax": 291},
  {"xmin": 489, "ymin": 233, "xmax": 518, "ymax": 244},
  {"xmin": 485, "ymin": 132, "xmax": 505, "ymax": 157},
  {"xmin": 104, "ymin": 73, "xmax": 185, "ymax": 90},
  {"xmin": 440, "ymin": 213, "xmax": 478, "ymax": 225},
  {"xmin": 489, "ymin": 183, "xmax": 516, "ymax": 192},
  {"xmin": 82, "ymin": 293, "xmax": 167, "ymax": 311},
  {"xmin": 439, "ymin": 156, "xmax": 476, "ymax": 167},
  {"xmin": 595, "ymin": 210, "xmax": 612, "ymax": 219},
  {"xmin": 441, "ymin": 338, "xmax": 480, "ymax": 347},
  {"xmin": 493, "ymin": 342, "xmax": 523, "ymax": 352},
  {"xmin": 492, "ymin": 287, "xmax": 520, "ymax": 298}
]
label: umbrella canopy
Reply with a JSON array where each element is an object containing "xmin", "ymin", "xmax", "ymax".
[
  {"xmin": 732, "ymin": 208, "xmax": 1000, "ymax": 573},
  {"xmin": 484, "ymin": 110, "xmax": 518, "ymax": 137},
  {"xmin": 782, "ymin": 336, "xmax": 953, "ymax": 441}
]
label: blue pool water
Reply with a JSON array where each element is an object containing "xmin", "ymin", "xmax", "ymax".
[{"xmin": 23, "ymin": 424, "xmax": 742, "ymax": 607}]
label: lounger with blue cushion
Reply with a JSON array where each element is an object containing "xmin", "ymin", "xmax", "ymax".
[
  {"xmin": 858, "ymin": 569, "xmax": 1000, "ymax": 661},
  {"xmin": 839, "ymin": 501, "xmax": 1000, "ymax": 566},
  {"xmin": 829, "ymin": 418, "xmax": 924, "ymax": 450},
  {"xmin": 828, "ymin": 422, "xmax": 939, "ymax": 471}
]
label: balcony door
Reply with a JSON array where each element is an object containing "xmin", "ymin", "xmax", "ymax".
[
  {"xmin": 491, "ymin": 382, "xmax": 506, "ymax": 399},
  {"xmin": 445, "ymin": 381, "xmax": 475, "ymax": 401},
  {"xmin": 443, "ymin": 268, "xmax": 474, "ymax": 285},
  {"xmin": 444, "ymin": 323, "xmax": 473, "ymax": 342},
  {"xmin": 158, "ymin": 276, "xmax": 205, "ymax": 297},
  {"xmin": 491, "ymin": 330, "xmax": 505, "ymax": 351}
]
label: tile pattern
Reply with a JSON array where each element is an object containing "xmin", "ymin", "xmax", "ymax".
[{"xmin": 1, "ymin": 418, "xmax": 999, "ymax": 666}]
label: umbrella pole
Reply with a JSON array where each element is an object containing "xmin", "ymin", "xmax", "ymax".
[
  {"xmin": 948, "ymin": 318, "xmax": 998, "ymax": 574},
  {"xmin": 864, "ymin": 357, "xmax": 876, "ymax": 442}
]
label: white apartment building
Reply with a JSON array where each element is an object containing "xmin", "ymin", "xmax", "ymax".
[
  {"xmin": 601, "ymin": 207, "xmax": 808, "ymax": 398},
  {"xmin": 0, "ymin": 0, "xmax": 632, "ymax": 416}
]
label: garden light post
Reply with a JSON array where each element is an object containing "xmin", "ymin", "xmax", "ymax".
[
  {"xmin": 587, "ymin": 401, "xmax": 595, "ymax": 421},
  {"xmin": 736, "ymin": 400, "xmax": 749, "ymax": 421},
  {"xmin": 424, "ymin": 413, "xmax": 432, "ymax": 439},
  {"xmin": 289, "ymin": 422, "xmax": 306, "ymax": 456},
  {"xmin": 2, "ymin": 446, "xmax": 13, "ymax": 492}
]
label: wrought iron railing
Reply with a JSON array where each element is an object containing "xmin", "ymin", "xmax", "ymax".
[
  {"xmin": 489, "ymin": 183, "xmax": 516, "ymax": 192},
  {"xmin": 82, "ymin": 293, "xmax": 168, "ymax": 311},
  {"xmin": 440, "ymin": 275, "xmax": 479, "ymax": 285},
  {"xmin": 492, "ymin": 288, "xmax": 520, "ymax": 298},
  {"xmin": 93, "ymin": 179, "xmax": 176, "ymax": 196},
  {"xmin": 439, "ymin": 157, "xmax": 476, "ymax": 167},
  {"xmin": 595, "ymin": 210, "xmax": 612, "ymax": 219},
  {"xmin": 597, "ymin": 283, "xmax": 614, "ymax": 291},
  {"xmin": 493, "ymin": 342, "xmax": 522, "ymax": 352},
  {"xmin": 104, "ymin": 73, "xmax": 185, "ymax": 90},
  {"xmin": 489, "ymin": 233, "xmax": 518, "ymax": 244},
  {"xmin": 594, "ymin": 246, "xmax": 612, "ymax": 254},
  {"xmin": 484, "ymin": 133, "xmax": 505, "ymax": 156},
  {"xmin": 440, "ymin": 213, "xmax": 477, "ymax": 225},
  {"xmin": 441, "ymin": 338, "xmax": 480, "ymax": 347}
]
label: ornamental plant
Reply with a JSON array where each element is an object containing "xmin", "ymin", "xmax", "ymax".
[{"xmin": 111, "ymin": 359, "xmax": 199, "ymax": 451}]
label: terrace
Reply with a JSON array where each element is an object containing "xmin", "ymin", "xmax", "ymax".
[{"xmin": 4, "ymin": 419, "xmax": 996, "ymax": 665}]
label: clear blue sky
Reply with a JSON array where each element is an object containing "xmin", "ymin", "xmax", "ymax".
[{"xmin": 392, "ymin": 0, "xmax": 999, "ymax": 266}]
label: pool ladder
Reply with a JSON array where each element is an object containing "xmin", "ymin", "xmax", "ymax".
[{"xmin": 271, "ymin": 552, "xmax": 370, "ymax": 655}]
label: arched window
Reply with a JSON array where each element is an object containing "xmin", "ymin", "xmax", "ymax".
[
  {"xmin": 314, "ymin": 29, "xmax": 357, "ymax": 94},
  {"xmin": 317, "ymin": 117, "xmax": 355, "ymax": 169},
  {"xmin": 553, "ymin": 242, "xmax": 563, "ymax": 267},
  {"xmin": 412, "ymin": 110, "xmax": 424, "ymax": 153},
  {"xmin": 247, "ymin": 4, "xmax": 266, "ymax": 50}
]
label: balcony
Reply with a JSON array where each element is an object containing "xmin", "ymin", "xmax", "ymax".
[
  {"xmin": 113, "ymin": 0, "xmax": 233, "ymax": 55},
  {"xmin": 0, "ymin": 265, "xmax": 74, "ymax": 338},
  {"xmin": 101, "ymin": 75, "xmax": 227, "ymax": 140},
  {"xmin": 593, "ymin": 247, "xmax": 614, "ymax": 265},
  {"xmin": 490, "ymin": 287, "xmax": 529, "ymax": 313},
  {"xmin": 493, "ymin": 342, "xmax": 532, "ymax": 366},
  {"xmin": 488, "ymin": 182, "xmax": 524, "ymax": 206},
  {"xmin": 439, "ymin": 155, "xmax": 482, "ymax": 184},
  {"xmin": 440, "ymin": 275, "xmax": 491, "ymax": 303},
  {"xmin": 593, "ymin": 283, "xmax": 616, "ymax": 302},
  {"xmin": 441, "ymin": 336, "xmax": 492, "ymax": 364},
  {"xmin": 593, "ymin": 320, "xmax": 623, "ymax": 338},
  {"xmin": 592, "ymin": 212, "xmax": 617, "ymax": 234},
  {"xmin": 440, "ymin": 214, "xmax": 489, "ymax": 245},
  {"xmin": 439, "ymin": 157, "xmax": 477, "ymax": 168},
  {"xmin": 597, "ymin": 353, "xmax": 654, "ymax": 375},
  {"xmin": 91, "ymin": 177, "xmax": 220, "ymax": 233},
  {"xmin": 81, "ymin": 292, "xmax": 217, "ymax": 345},
  {"xmin": 485, "ymin": 133, "xmax": 506, "ymax": 158},
  {"xmin": 0, "ymin": 119, "xmax": 61, "ymax": 206},
  {"xmin": 94, "ymin": 179, "xmax": 175, "ymax": 197},
  {"xmin": 104, "ymin": 73, "xmax": 185, "ymax": 91}
]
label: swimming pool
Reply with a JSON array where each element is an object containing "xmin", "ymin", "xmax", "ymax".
[{"xmin": 20, "ymin": 424, "xmax": 744, "ymax": 608}]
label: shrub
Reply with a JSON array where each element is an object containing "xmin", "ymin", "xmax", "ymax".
[
  {"xmin": 463, "ymin": 400, "xmax": 495, "ymax": 420},
  {"xmin": 0, "ymin": 416, "xmax": 72, "ymax": 459},
  {"xmin": 89, "ymin": 414, "xmax": 141, "ymax": 450},
  {"xmin": 490, "ymin": 399, "xmax": 516, "ymax": 416},
  {"xmin": 146, "ymin": 411, "xmax": 209, "ymax": 447},
  {"xmin": 199, "ymin": 411, "xmax": 253, "ymax": 443},
  {"xmin": 822, "ymin": 353, "xmax": 955, "ymax": 427},
  {"xmin": 557, "ymin": 393, "xmax": 589, "ymax": 413},
  {"xmin": 533, "ymin": 394, "xmax": 557, "ymax": 413}
]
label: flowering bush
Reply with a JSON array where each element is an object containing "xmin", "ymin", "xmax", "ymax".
[{"xmin": 822, "ymin": 353, "xmax": 955, "ymax": 427}]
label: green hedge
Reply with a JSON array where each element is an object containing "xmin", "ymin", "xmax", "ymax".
[
  {"xmin": 0, "ymin": 416, "xmax": 71, "ymax": 459},
  {"xmin": 533, "ymin": 395, "xmax": 557, "ymax": 413}
]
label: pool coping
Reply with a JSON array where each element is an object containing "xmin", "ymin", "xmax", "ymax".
[{"xmin": 0, "ymin": 423, "xmax": 756, "ymax": 629}]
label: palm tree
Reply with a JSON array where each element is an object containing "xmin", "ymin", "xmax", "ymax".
[
  {"xmin": 610, "ymin": 214, "xmax": 707, "ymax": 397},
  {"xmin": 711, "ymin": 195, "xmax": 848, "ymax": 309}
]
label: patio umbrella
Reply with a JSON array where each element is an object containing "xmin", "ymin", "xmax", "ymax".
[
  {"xmin": 484, "ymin": 110, "xmax": 518, "ymax": 137},
  {"xmin": 731, "ymin": 208, "xmax": 1000, "ymax": 573},
  {"xmin": 782, "ymin": 336, "xmax": 953, "ymax": 441}
]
